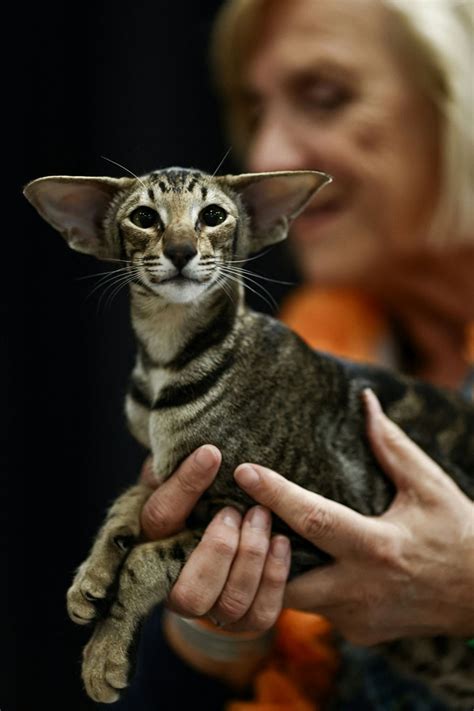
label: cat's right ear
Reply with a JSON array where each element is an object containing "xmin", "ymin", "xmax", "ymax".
[
  {"xmin": 23, "ymin": 176, "xmax": 134, "ymax": 258},
  {"xmin": 221, "ymin": 170, "xmax": 331, "ymax": 252}
]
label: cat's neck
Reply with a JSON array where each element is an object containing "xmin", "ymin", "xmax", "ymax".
[{"xmin": 129, "ymin": 279, "xmax": 245, "ymax": 367}]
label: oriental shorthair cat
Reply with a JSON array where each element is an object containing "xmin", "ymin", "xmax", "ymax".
[{"xmin": 24, "ymin": 167, "xmax": 473, "ymax": 706}]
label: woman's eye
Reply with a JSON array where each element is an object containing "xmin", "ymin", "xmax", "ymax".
[
  {"xmin": 302, "ymin": 79, "xmax": 351, "ymax": 112},
  {"xmin": 130, "ymin": 206, "xmax": 159, "ymax": 228},
  {"xmin": 200, "ymin": 204, "xmax": 227, "ymax": 227}
]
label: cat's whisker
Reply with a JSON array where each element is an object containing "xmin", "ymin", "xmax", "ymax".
[
  {"xmin": 100, "ymin": 156, "xmax": 148, "ymax": 191},
  {"xmin": 104, "ymin": 278, "xmax": 136, "ymax": 312},
  {"xmin": 77, "ymin": 267, "xmax": 131, "ymax": 281},
  {"xmin": 218, "ymin": 268, "xmax": 276, "ymax": 312},
  {"xmin": 214, "ymin": 272, "xmax": 236, "ymax": 306},
  {"xmin": 103, "ymin": 257, "xmax": 133, "ymax": 264},
  {"xmin": 92, "ymin": 268, "xmax": 143, "ymax": 311},
  {"xmin": 220, "ymin": 264, "xmax": 295, "ymax": 287},
  {"xmin": 218, "ymin": 266, "xmax": 278, "ymax": 311},
  {"xmin": 100, "ymin": 272, "xmax": 142, "ymax": 313},
  {"xmin": 85, "ymin": 269, "xmax": 137, "ymax": 302},
  {"xmin": 226, "ymin": 248, "xmax": 275, "ymax": 265},
  {"xmin": 211, "ymin": 146, "xmax": 232, "ymax": 177}
]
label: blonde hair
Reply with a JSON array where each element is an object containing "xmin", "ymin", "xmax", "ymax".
[{"xmin": 211, "ymin": 0, "xmax": 474, "ymax": 244}]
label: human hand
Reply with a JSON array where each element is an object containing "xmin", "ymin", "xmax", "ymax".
[
  {"xmin": 140, "ymin": 446, "xmax": 291, "ymax": 631},
  {"xmin": 233, "ymin": 389, "xmax": 474, "ymax": 644}
]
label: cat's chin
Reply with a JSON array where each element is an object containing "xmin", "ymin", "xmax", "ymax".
[{"xmin": 151, "ymin": 276, "xmax": 212, "ymax": 304}]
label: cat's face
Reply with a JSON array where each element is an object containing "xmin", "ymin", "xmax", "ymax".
[
  {"xmin": 24, "ymin": 167, "xmax": 330, "ymax": 304},
  {"xmin": 109, "ymin": 169, "xmax": 247, "ymax": 304}
]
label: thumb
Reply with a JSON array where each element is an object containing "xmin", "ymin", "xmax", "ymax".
[
  {"xmin": 363, "ymin": 388, "xmax": 450, "ymax": 500},
  {"xmin": 141, "ymin": 445, "xmax": 221, "ymax": 539}
]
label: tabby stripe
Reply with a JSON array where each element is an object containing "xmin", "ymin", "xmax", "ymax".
[
  {"xmin": 201, "ymin": 186, "xmax": 208, "ymax": 201},
  {"xmin": 158, "ymin": 181, "xmax": 168, "ymax": 193},
  {"xmin": 129, "ymin": 378, "xmax": 152, "ymax": 408},
  {"xmin": 231, "ymin": 223, "xmax": 239, "ymax": 256},
  {"xmin": 168, "ymin": 298, "xmax": 237, "ymax": 369},
  {"xmin": 152, "ymin": 352, "xmax": 235, "ymax": 409},
  {"xmin": 147, "ymin": 187, "xmax": 154, "ymax": 201},
  {"xmin": 118, "ymin": 226, "xmax": 128, "ymax": 262}
]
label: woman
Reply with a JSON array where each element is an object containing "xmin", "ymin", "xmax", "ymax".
[{"xmin": 132, "ymin": 0, "xmax": 474, "ymax": 708}]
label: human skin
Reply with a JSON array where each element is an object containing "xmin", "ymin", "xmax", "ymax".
[
  {"xmin": 242, "ymin": 0, "xmax": 440, "ymax": 284},
  {"xmin": 239, "ymin": 0, "xmax": 474, "ymax": 389},
  {"xmin": 138, "ymin": 0, "xmax": 474, "ymax": 641},
  {"xmin": 141, "ymin": 390, "xmax": 474, "ymax": 643}
]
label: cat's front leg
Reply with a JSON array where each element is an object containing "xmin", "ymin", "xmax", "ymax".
[
  {"xmin": 81, "ymin": 529, "xmax": 200, "ymax": 703},
  {"xmin": 67, "ymin": 483, "xmax": 152, "ymax": 625}
]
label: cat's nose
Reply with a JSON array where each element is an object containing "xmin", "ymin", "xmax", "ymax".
[{"xmin": 163, "ymin": 242, "xmax": 197, "ymax": 270}]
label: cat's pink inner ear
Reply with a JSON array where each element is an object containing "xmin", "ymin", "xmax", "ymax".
[
  {"xmin": 24, "ymin": 177, "xmax": 131, "ymax": 257},
  {"xmin": 222, "ymin": 170, "xmax": 331, "ymax": 250},
  {"xmin": 240, "ymin": 173, "xmax": 329, "ymax": 231}
]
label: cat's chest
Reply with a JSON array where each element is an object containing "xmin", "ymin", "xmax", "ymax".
[{"xmin": 147, "ymin": 367, "xmax": 173, "ymax": 401}]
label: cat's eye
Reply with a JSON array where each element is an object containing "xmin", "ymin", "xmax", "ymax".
[
  {"xmin": 200, "ymin": 204, "xmax": 227, "ymax": 227},
  {"xmin": 130, "ymin": 206, "xmax": 159, "ymax": 229}
]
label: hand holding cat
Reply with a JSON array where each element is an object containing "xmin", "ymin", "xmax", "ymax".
[
  {"xmin": 233, "ymin": 389, "xmax": 474, "ymax": 644},
  {"xmin": 140, "ymin": 390, "xmax": 474, "ymax": 642},
  {"xmin": 140, "ymin": 446, "xmax": 291, "ymax": 629}
]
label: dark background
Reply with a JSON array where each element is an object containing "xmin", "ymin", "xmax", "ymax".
[{"xmin": 10, "ymin": 3, "xmax": 299, "ymax": 709}]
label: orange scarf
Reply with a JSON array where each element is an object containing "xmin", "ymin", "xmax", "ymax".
[{"xmin": 228, "ymin": 286, "xmax": 473, "ymax": 711}]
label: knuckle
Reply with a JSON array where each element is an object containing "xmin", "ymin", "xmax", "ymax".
[
  {"xmin": 171, "ymin": 584, "xmax": 209, "ymax": 618},
  {"xmin": 301, "ymin": 504, "xmax": 334, "ymax": 541},
  {"xmin": 204, "ymin": 533, "xmax": 237, "ymax": 559},
  {"xmin": 248, "ymin": 608, "xmax": 278, "ymax": 632},
  {"xmin": 261, "ymin": 480, "xmax": 286, "ymax": 510},
  {"xmin": 141, "ymin": 500, "xmax": 170, "ymax": 537},
  {"xmin": 263, "ymin": 563, "xmax": 288, "ymax": 590},
  {"xmin": 216, "ymin": 587, "xmax": 250, "ymax": 622},
  {"xmin": 371, "ymin": 534, "xmax": 403, "ymax": 569},
  {"xmin": 176, "ymin": 468, "xmax": 203, "ymax": 496},
  {"xmin": 239, "ymin": 540, "xmax": 268, "ymax": 563}
]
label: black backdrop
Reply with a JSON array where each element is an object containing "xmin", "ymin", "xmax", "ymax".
[{"xmin": 10, "ymin": 3, "xmax": 299, "ymax": 709}]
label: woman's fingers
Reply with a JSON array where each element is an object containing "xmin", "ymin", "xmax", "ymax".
[
  {"xmin": 234, "ymin": 464, "xmax": 378, "ymax": 558},
  {"xmin": 168, "ymin": 507, "xmax": 241, "ymax": 617},
  {"xmin": 208, "ymin": 506, "xmax": 272, "ymax": 626},
  {"xmin": 140, "ymin": 445, "xmax": 221, "ymax": 539},
  {"xmin": 226, "ymin": 535, "xmax": 291, "ymax": 633},
  {"xmin": 168, "ymin": 505, "xmax": 290, "ymax": 631},
  {"xmin": 363, "ymin": 388, "xmax": 460, "ymax": 501}
]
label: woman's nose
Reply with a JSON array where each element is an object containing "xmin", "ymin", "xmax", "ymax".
[{"xmin": 247, "ymin": 114, "xmax": 309, "ymax": 173}]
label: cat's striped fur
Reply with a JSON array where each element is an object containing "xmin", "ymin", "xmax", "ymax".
[{"xmin": 24, "ymin": 167, "xmax": 473, "ymax": 706}]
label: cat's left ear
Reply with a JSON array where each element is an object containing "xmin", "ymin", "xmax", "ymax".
[
  {"xmin": 221, "ymin": 170, "xmax": 331, "ymax": 252},
  {"xmin": 23, "ymin": 176, "xmax": 134, "ymax": 258}
]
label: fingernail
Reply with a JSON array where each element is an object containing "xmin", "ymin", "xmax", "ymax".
[
  {"xmin": 271, "ymin": 536, "xmax": 289, "ymax": 560},
  {"xmin": 248, "ymin": 506, "xmax": 269, "ymax": 530},
  {"xmin": 208, "ymin": 615, "xmax": 224, "ymax": 628},
  {"xmin": 235, "ymin": 465, "xmax": 260, "ymax": 489},
  {"xmin": 363, "ymin": 388, "xmax": 383, "ymax": 416},
  {"xmin": 221, "ymin": 507, "xmax": 241, "ymax": 529},
  {"xmin": 194, "ymin": 446, "xmax": 218, "ymax": 471}
]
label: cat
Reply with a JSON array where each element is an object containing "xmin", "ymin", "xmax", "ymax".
[{"xmin": 24, "ymin": 167, "xmax": 473, "ymax": 707}]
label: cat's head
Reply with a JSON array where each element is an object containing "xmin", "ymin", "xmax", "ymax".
[{"xmin": 24, "ymin": 167, "xmax": 330, "ymax": 304}]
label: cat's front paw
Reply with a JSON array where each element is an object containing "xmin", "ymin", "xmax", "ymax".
[
  {"xmin": 82, "ymin": 618, "xmax": 132, "ymax": 703},
  {"xmin": 67, "ymin": 531, "xmax": 137, "ymax": 624},
  {"xmin": 67, "ymin": 559, "xmax": 113, "ymax": 625}
]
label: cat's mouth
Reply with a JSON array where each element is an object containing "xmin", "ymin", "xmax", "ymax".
[{"xmin": 151, "ymin": 274, "xmax": 203, "ymax": 285}]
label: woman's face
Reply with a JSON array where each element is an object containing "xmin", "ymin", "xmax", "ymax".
[{"xmin": 243, "ymin": 0, "xmax": 440, "ymax": 285}]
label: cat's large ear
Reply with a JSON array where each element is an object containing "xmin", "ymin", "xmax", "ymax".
[
  {"xmin": 23, "ymin": 176, "xmax": 134, "ymax": 258},
  {"xmin": 222, "ymin": 170, "xmax": 331, "ymax": 252}
]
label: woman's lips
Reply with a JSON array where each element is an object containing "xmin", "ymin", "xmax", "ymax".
[{"xmin": 295, "ymin": 197, "xmax": 344, "ymax": 234}]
